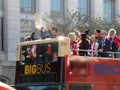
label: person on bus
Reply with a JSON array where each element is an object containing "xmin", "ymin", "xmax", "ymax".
[
  {"xmin": 24, "ymin": 36, "xmax": 31, "ymax": 42},
  {"xmin": 94, "ymin": 29, "xmax": 102, "ymax": 44},
  {"xmin": 98, "ymin": 30, "xmax": 111, "ymax": 57},
  {"xmin": 40, "ymin": 27, "xmax": 46, "ymax": 39},
  {"xmin": 36, "ymin": 44, "xmax": 46, "ymax": 63},
  {"xmin": 45, "ymin": 44, "xmax": 53, "ymax": 62},
  {"xmin": 50, "ymin": 27, "xmax": 59, "ymax": 38},
  {"xmin": 107, "ymin": 28, "xmax": 120, "ymax": 58},
  {"xmin": 40, "ymin": 26, "xmax": 51, "ymax": 39},
  {"xmin": 31, "ymin": 27, "xmax": 41, "ymax": 40},
  {"xmin": 84, "ymin": 29, "xmax": 90, "ymax": 40},
  {"xmin": 88, "ymin": 35, "xmax": 99, "ymax": 57},
  {"xmin": 78, "ymin": 33, "xmax": 90, "ymax": 56},
  {"xmin": 68, "ymin": 32, "xmax": 78, "ymax": 55},
  {"xmin": 31, "ymin": 45, "xmax": 37, "ymax": 61},
  {"xmin": 23, "ymin": 45, "xmax": 37, "ymax": 63},
  {"xmin": 23, "ymin": 37, "xmax": 37, "ymax": 63},
  {"xmin": 74, "ymin": 30, "xmax": 81, "ymax": 42}
]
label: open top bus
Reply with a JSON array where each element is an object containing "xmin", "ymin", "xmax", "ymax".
[{"xmin": 15, "ymin": 37, "xmax": 120, "ymax": 90}]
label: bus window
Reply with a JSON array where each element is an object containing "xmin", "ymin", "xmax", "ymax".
[
  {"xmin": 20, "ymin": 42, "xmax": 58, "ymax": 64},
  {"xmin": 70, "ymin": 84, "xmax": 92, "ymax": 90}
]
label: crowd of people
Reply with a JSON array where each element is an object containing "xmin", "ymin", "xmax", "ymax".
[
  {"xmin": 23, "ymin": 26, "xmax": 60, "ymax": 63},
  {"xmin": 24, "ymin": 26, "xmax": 59, "ymax": 41},
  {"xmin": 24, "ymin": 26, "xmax": 120, "ymax": 58},
  {"xmin": 69, "ymin": 29, "xmax": 120, "ymax": 58}
]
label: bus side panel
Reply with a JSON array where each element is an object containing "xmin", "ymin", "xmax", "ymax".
[{"xmin": 65, "ymin": 56, "xmax": 120, "ymax": 90}]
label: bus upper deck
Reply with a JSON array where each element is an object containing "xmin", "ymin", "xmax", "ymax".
[{"xmin": 15, "ymin": 37, "xmax": 120, "ymax": 90}]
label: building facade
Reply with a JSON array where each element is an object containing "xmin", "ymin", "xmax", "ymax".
[{"xmin": 0, "ymin": 0, "xmax": 120, "ymax": 85}]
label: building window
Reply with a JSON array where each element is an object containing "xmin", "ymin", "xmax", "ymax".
[
  {"xmin": 50, "ymin": 0, "xmax": 64, "ymax": 18},
  {"xmin": 20, "ymin": 0, "xmax": 35, "ymax": 14},
  {"xmin": 104, "ymin": 0, "xmax": 115, "ymax": 23},
  {"xmin": 78, "ymin": 0, "xmax": 90, "ymax": 16},
  {"xmin": 0, "ymin": 17, "xmax": 3, "ymax": 51},
  {"xmin": 20, "ymin": 20, "xmax": 34, "ymax": 42}
]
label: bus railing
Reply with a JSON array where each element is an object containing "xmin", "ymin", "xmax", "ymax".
[{"xmin": 71, "ymin": 49, "xmax": 120, "ymax": 58}]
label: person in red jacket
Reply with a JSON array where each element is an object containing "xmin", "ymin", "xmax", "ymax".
[
  {"xmin": 68, "ymin": 32, "xmax": 78, "ymax": 55},
  {"xmin": 107, "ymin": 28, "xmax": 120, "ymax": 58}
]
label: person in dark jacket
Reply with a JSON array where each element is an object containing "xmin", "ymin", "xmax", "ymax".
[
  {"xmin": 40, "ymin": 27, "xmax": 51, "ymax": 39},
  {"xmin": 94, "ymin": 29, "xmax": 102, "ymax": 44},
  {"xmin": 31, "ymin": 27, "xmax": 41, "ymax": 40},
  {"xmin": 84, "ymin": 30, "xmax": 90, "ymax": 40},
  {"xmin": 50, "ymin": 27, "xmax": 59, "ymax": 38},
  {"xmin": 78, "ymin": 33, "xmax": 90, "ymax": 56},
  {"xmin": 98, "ymin": 30, "xmax": 111, "ymax": 57}
]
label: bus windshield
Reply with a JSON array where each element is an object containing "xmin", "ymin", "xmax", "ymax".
[{"xmin": 20, "ymin": 42, "xmax": 58, "ymax": 64}]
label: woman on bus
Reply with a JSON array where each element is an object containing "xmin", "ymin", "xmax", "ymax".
[
  {"xmin": 68, "ymin": 32, "xmax": 78, "ymax": 55},
  {"xmin": 107, "ymin": 28, "xmax": 120, "ymax": 58},
  {"xmin": 88, "ymin": 35, "xmax": 99, "ymax": 57},
  {"xmin": 78, "ymin": 33, "xmax": 90, "ymax": 56}
]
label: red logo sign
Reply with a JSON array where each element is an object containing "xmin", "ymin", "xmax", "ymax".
[{"xmin": 69, "ymin": 61, "xmax": 90, "ymax": 76}]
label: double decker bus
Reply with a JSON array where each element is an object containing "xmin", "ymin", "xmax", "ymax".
[{"xmin": 15, "ymin": 37, "xmax": 120, "ymax": 90}]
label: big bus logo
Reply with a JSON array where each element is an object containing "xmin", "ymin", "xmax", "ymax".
[
  {"xmin": 24, "ymin": 63, "xmax": 51, "ymax": 74},
  {"xmin": 70, "ymin": 61, "xmax": 90, "ymax": 76}
]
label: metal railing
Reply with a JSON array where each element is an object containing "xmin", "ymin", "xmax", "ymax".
[{"xmin": 71, "ymin": 49, "xmax": 120, "ymax": 59}]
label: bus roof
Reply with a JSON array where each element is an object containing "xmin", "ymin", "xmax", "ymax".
[{"xmin": 18, "ymin": 37, "xmax": 68, "ymax": 46}]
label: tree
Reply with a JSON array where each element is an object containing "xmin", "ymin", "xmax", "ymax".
[
  {"xmin": 44, "ymin": 10, "xmax": 89, "ymax": 35},
  {"xmin": 89, "ymin": 18, "xmax": 120, "ymax": 36},
  {"xmin": 43, "ymin": 10, "xmax": 120, "ymax": 36}
]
